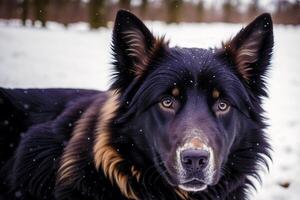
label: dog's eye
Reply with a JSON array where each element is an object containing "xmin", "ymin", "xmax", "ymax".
[
  {"xmin": 218, "ymin": 100, "xmax": 229, "ymax": 112},
  {"xmin": 160, "ymin": 97, "xmax": 174, "ymax": 109}
]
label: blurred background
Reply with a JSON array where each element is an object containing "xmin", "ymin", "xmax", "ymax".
[
  {"xmin": 0, "ymin": 1, "xmax": 300, "ymax": 200},
  {"xmin": 0, "ymin": 0, "xmax": 299, "ymax": 28}
]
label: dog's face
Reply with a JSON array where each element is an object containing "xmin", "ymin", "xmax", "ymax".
[{"xmin": 111, "ymin": 11, "xmax": 273, "ymax": 192}]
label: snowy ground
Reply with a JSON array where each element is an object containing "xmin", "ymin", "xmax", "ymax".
[{"xmin": 0, "ymin": 20, "xmax": 299, "ymax": 200}]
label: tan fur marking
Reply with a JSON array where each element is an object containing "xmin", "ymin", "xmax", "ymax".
[
  {"xmin": 190, "ymin": 138, "xmax": 205, "ymax": 149},
  {"xmin": 93, "ymin": 90, "xmax": 120, "ymax": 170},
  {"xmin": 222, "ymin": 30, "xmax": 262, "ymax": 81},
  {"xmin": 93, "ymin": 91, "xmax": 140, "ymax": 200},
  {"xmin": 131, "ymin": 166, "xmax": 142, "ymax": 182},
  {"xmin": 123, "ymin": 29, "xmax": 148, "ymax": 76},
  {"xmin": 212, "ymin": 89, "xmax": 220, "ymax": 99},
  {"xmin": 57, "ymin": 100, "xmax": 100, "ymax": 185},
  {"xmin": 175, "ymin": 188, "xmax": 190, "ymax": 200},
  {"xmin": 172, "ymin": 87, "xmax": 180, "ymax": 97},
  {"xmin": 123, "ymin": 29, "xmax": 167, "ymax": 77}
]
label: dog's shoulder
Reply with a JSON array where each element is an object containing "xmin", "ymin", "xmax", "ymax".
[{"xmin": 0, "ymin": 88, "xmax": 111, "ymax": 199}]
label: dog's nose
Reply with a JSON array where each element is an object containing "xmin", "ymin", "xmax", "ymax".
[{"xmin": 180, "ymin": 149, "xmax": 209, "ymax": 172}]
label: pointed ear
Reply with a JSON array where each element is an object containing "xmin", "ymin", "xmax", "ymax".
[
  {"xmin": 111, "ymin": 10, "xmax": 167, "ymax": 90},
  {"xmin": 221, "ymin": 13, "xmax": 274, "ymax": 96}
]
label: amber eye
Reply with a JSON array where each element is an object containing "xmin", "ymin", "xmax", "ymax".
[
  {"xmin": 218, "ymin": 101, "xmax": 229, "ymax": 111},
  {"xmin": 161, "ymin": 97, "xmax": 174, "ymax": 109}
]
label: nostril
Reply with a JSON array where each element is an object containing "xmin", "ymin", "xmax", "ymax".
[
  {"xmin": 180, "ymin": 149, "xmax": 210, "ymax": 171},
  {"xmin": 199, "ymin": 157, "xmax": 208, "ymax": 166},
  {"xmin": 183, "ymin": 158, "xmax": 192, "ymax": 165}
]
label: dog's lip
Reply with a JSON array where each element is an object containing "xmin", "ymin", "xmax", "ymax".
[
  {"xmin": 181, "ymin": 178, "xmax": 206, "ymax": 185},
  {"xmin": 178, "ymin": 179, "xmax": 208, "ymax": 192}
]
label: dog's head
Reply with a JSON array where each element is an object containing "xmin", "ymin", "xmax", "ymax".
[{"xmin": 111, "ymin": 10, "xmax": 273, "ymax": 192}]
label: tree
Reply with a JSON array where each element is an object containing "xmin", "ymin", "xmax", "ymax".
[
  {"xmin": 140, "ymin": 0, "xmax": 148, "ymax": 16},
  {"xmin": 33, "ymin": 0, "xmax": 49, "ymax": 27},
  {"xmin": 3, "ymin": 0, "xmax": 18, "ymax": 20},
  {"xmin": 196, "ymin": 0, "xmax": 204, "ymax": 22},
  {"xmin": 89, "ymin": 0, "xmax": 107, "ymax": 29},
  {"xmin": 21, "ymin": 0, "xmax": 29, "ymax": 26},
  {"xmin": 58, "ymin": 0, "xmax": 70, "ymax": 27},
  {"xmin": 166, "ymin": 0, "xmax": 183, "ymax": 23},
  {"xmin": 248, "ymin": 0, "xmax": 259, "ymax": 17},
  {"xmin": 70, "ymin": 0, "xmax": 82, "ymax": 25},
  {"xmin": 119, "ymin": 0, "xmax": 131, "ymax": 10},
  {"xmin": 222, "ymin": 0, "xmax": 234, "ymax": 22}
]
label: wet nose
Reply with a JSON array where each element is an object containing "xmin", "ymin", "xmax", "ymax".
[{"xmin": 180, "ymin": 149, "xmax": 209, "ymax": 172}]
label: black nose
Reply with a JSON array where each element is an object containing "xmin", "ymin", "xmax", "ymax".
[{"xmin": 180, "ymin": 149, "xmax": 209, "ymax": 172}]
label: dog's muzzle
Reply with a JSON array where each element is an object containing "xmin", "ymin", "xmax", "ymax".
[{"xmin": 176, "ymin": 135, "xmax": 215, "ymax": 192}]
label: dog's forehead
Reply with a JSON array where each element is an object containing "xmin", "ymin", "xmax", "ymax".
[
  {"xmin": 157, "ymin": 47, "xmax": 223, "ymax": 86},
  {"xmin": 167, "ymin": 47, "xmax": 219, "ymax": 72}
]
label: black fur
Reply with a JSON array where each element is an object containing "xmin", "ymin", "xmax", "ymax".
[{"xmin": 0, "ymin": 10, "xmax": 273, "ymax": 200}]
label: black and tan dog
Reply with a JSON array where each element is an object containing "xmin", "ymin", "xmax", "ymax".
[{"xmin": 0, "ymin": 10, "xmax": 273, "ymax": 200}]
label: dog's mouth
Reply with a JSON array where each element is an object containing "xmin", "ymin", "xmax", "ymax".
[
  {"xmin": 178, "ymin": 179, "xmax": 208, "ymax": 192},
  {"xmin": 153, "ymin": 147, "xmax": 216, "ymax": 192}
]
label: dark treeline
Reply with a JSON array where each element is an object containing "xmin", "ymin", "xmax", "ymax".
[{"xmin": 0, "ymin": 0, "xmax": 299, "ymax": 29}]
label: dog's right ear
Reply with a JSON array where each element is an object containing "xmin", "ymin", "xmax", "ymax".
[{"xmin": 111, "ymin": 10, "xmax": 166, "ymax": 91}]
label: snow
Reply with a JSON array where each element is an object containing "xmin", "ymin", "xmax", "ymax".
[{"xmin": 0, "ymin": 20, "xmax": 300, "ymax": 199}]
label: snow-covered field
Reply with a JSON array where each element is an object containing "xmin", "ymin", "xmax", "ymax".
[{"xmin": 0, "ymin": 20, "xmax": 299, "ymax": 200}]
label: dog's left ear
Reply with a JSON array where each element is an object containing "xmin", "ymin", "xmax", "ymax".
[
  {"xmin": 221, "ymin": 13, "xmax": 274, "ymax": 96},
  {"xmin": 111, "ymin": 10, "xmax": 166, "ymax": 91}
]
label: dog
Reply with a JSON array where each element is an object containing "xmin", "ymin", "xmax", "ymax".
[{"xmin": 0, "ymin": 10, "xmax": 273, "ymax": 200}]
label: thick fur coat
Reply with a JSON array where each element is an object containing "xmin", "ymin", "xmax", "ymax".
[{"xmin": 0, "ymin": 10, "xmax": 273, "ymax": 200}]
